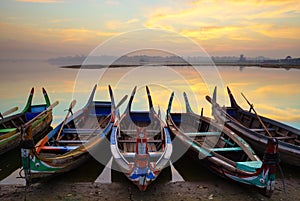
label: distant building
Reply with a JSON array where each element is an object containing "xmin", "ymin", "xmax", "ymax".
[
  {"xmin": 285, "ymin": 56, "xmax": 292, "ymax": 60},
  {"xmin": 239, "ymin": 54, "xmax": 246, "ymax": 62}
]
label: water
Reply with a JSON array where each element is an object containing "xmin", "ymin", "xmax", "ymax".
[{"xmin": 0, "ymin": 60, "xmax": 300, "ymax": 183}]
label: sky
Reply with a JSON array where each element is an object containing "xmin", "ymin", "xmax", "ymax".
[{"xmin": 0, "ymin": 0, "xmax": 300, "ymax": 60}]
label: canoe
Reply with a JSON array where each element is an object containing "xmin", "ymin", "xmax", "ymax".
[
  {"xmin": 21, "ymin": 85, "xmax": 117, "ymax": 184},
  {"xmin": 0, "ymin": 88, "xmax": 53, "ymax": 155},
  {"xmin": 207, "ymin": 87, "xmax": 300, "ymax": 166},
  {"xmin": 110, "ymin": 86, "xmax": 172, "ymax": 191},
  {"xmin": 166, "ymin": 92, "xmax": 279, "ymax": 197}
]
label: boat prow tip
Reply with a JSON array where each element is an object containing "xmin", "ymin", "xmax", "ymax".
[{"xmin": 205, "ymin": 95, "xmax": 212, "ymax": 103}]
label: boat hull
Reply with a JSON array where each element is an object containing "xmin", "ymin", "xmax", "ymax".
[
  {"xmin": 0, "ymin": 110, "xmax": 53, "ymax": 155},
  {"xmin": 167, "ymin": 91, "xmax": 278, "ymax": 197},
  {"xmin": 210, "ymin": 87, "xmax": 300, "ymax": 166},
  {"xmin": 21, "ymin": 85, "xmax": 116, "ymax": 184},
  {"xmin": 111, "ymin": 86, "xmax": 172, "ymax": 191}
]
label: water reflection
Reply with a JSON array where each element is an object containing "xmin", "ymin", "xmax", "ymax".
[
  {"xmin": 0, "ymin": 61, "xmax": 299, "ymax": 129},
  {"xmin": 0, "ymin": 60, "xmax": 300, "ymax": 183}
]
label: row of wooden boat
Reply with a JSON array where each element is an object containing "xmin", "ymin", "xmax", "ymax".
[
  {"xmin": 207, "ymin": 87, "xmax": 300, "ymax": 166},
  {"xmin": 1, "ymin": 85, "xmax": 299, "ymax": 197},
  {"xmin": 0, "ymin": 88, "xmax": 55, "ymax": 155}
]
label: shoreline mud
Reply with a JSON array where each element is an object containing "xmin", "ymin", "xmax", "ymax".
[{"xmin": 0, "ymin": 174, "xmax": 298, "ymax": 201}]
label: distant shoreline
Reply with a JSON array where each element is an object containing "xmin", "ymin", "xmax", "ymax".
[{"xmin": 61, "ymin": 63, "xmax": 300, "ymax": 69}]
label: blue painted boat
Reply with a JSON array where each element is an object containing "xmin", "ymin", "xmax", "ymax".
[
  {"xmin": 21, "ymin": 85, "xmax": 116, "ymax": 184},
  {"xmin": 167, "ymin": 92, "xmax": 279, "ymax": 197},
  {"xmin": 110, "ymin": 86, "xmax": 172, "ymax": 191}
]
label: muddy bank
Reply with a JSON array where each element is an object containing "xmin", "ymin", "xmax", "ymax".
[{"xmin": 0, "ymin": 176, "xmax": 297, "ymax": 201}]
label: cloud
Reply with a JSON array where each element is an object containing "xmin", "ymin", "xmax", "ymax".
[
  {"xmin": 255, "ymin": 103, "xmax": 300, "ymax": 122},
  {"xmin": 0, "ymin": 21, "xmax": 118, "ymax": 43},
  {"xmin": 126, "ymin": 18, "xmax": 139, "ymax": 24},
  {"xmin": 106, "ymin": 19, "xmax": 140, "ymax": 30},
  {"xmin": 0, "ymin": 21, "xmax": 119, "ymax": 59},
  {"xmin": 144, "ymin": 0, "xmax": 300, "ymax": 55},
  {"xmin": 106, "ymin": 20, "xmax": 122, "ymax": 30},
  {"xmin": 252, "ymin": 84, "xmax": 300, "ymax": 96}
]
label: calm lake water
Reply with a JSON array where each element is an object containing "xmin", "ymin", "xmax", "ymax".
[
  {"xmin": 0, "ymin": 60, "xmax": 300, "ymax": 182},
  {"xmin": 1, "ymin": 61, "xmax": 299, "ymax": 128}
]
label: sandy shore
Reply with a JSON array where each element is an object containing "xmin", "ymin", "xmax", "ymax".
[{"xmin": 0, "ymin": 175, "xmax": 298, "ymax": 201}]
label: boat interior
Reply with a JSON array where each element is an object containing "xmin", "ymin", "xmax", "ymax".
[
  {"xmin": 0, "ymin": 104, "xmax": 47, "ymax": 136},
  {"xmin": 170, "ymin": 112, "xmax": 258, "ymax": 166},
  {"xmin": 117, "ymin": 112, "xmax": 165, "ymax": 163},
  {"xmin": 37, "ymin": 101, "xmax": 112, "ymax": 155},
  {"xmin": 227, "ymin": 108, "xmax": 300, "ymax": 145}
]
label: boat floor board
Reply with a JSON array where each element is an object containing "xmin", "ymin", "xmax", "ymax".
[
  {"xmin": 57, "ymin": 140, "xmax": 88, "ymax": 144},
  {"xmin": 118, "ymin": 139, "xmax": 162, "ymax": 143},
  {"xmin": 123, "ymin": 151, "xmax": 163, "ymax": 158},
  {"xmin": 63, "ymin": 128, "xmax": 102, "ymax": 134},
  {"xmin": 184, "ymin": 131, "xmax": 221, "ymax": 137}
]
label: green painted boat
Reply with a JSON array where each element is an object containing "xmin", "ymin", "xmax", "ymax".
[
  {"xmin": 20, "ymin": 85, "xmax": 119, "ymax": 184},
  {"xmin": 0, "ymin": 88, "xmax": 53, "ymax": 155},
  {"xmin": 166, "ymin": 92, "xmax": 279, "ymax": 197}
]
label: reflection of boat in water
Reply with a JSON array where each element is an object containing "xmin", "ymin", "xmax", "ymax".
[
  {"xmin": 167, "ymin": 92, "xmax": 279, "ymax": 197},
  {"xmin": 110, "ymin": 86, "xmax": 172, "ymax": 191},
  {"xmin": 207, "ymin": 86, "xmax": 300, "ymax": 166},
  {"xmin": 0, "ymin": 88, "xmax": 53, "ymax": 155},
  {"xmin": 21, "ymin": 85, "xmax": 116, "ymax": 184}
]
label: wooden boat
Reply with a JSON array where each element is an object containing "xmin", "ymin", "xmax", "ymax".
[
  {"xmin": 21, "ymin": 85, "xmax": 118, "ymax": 184},
  {"xmin": 0, "ymin": 88, "xmax": 53, "ymax": 155},
  {"xmin": 110, "ymin": 86, "xmax": 172, "ymax": 191},
  {"xmin": 166, "ymin": 92, "xmax": 279, "ymax": 197},
  {"xmin": 206, "ymin": 87, "xmax": 300, "ymax": 166}
]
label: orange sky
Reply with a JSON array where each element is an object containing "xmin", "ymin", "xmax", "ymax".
[{"xmin": 1, "ymin": 0, "xmax": 300, "ymax": 60}]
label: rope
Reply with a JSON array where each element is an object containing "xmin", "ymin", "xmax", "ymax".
[
  {"xmin": 278, "ymin": 164, "xmax": 288, "ymax": 200},
  {"xmin": 64, "ymin": 108, "xmax": 73, "ymax": 115}
]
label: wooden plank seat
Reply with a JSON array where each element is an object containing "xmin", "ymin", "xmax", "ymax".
[
  {"xmin": 123, "ymin": 152, "xmax": 163, "ymax": 158},
  {"xmin": 210, "ymin": 147, "xmax": 242, "ymax": 152},
  {"xmin": 118, "ymin": 139, "xmax": 162, "ymax": 143},
  {"xmin": 57, "ymin": 140, "xmax": 88, "ymax": 144},
  {"xmin": 250, "ymin": 128, "xmax": 276, "ymax": 132},
  {"xmin": 63, "ymin": 128, "xmax": 102, "ymax": 134},
  {"xmin": 184, "ymin": 131, "xmax": 221, "ymax": 137},
  {"xmin": 274, "ymin": 136, "xmax": 296, "ymax": 140},
  {"xmin": 122, "ymin": 129, "xmax": 160, "ymax": 134}
]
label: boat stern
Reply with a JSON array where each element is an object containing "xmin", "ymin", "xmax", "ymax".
[
  {"xmin": 261, "ymin": 138, "xmax": 279, "ymax": 197},
  {"xmin": 127, "ymin": 161, "xmax": 159, "ymax": 191}
]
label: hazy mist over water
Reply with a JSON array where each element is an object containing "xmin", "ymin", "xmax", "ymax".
[{"xmin": 0, "ymin": 60, "xmax": 299, "ymax": 129}]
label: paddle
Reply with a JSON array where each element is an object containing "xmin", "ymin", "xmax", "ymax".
[
  {"xmin": 157, "ymin": 105, "xmax": 161, "ymax": 118},
  {"xmin": 206, "ymin": 95, "xmax": 242, "ymax": 125},
  {"xmin": 56, "ymin": 100, "xmax": 77, "ymax": 141},
  {"xmin": 23, "ymin": 101, "xmax": 59, "ymax": 130},
  {"xmin": 241, "ymin": 93, "xmax": 273, "ymax": 138},
  {"xmin": 241, "ymin": 92, "xmax": 288, "ymax": 198},
  {"xmin": 88, "ymin": 94, "xmax": 128, "ymax": 137},
  {"xmin": 0, "ymin": 106, "xmax": 18, "ymax": 119}
]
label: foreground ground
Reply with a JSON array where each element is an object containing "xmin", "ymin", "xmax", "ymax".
[{"xmin": 0, "ymin": 175, "xmax": 298, "ymax": 201}]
